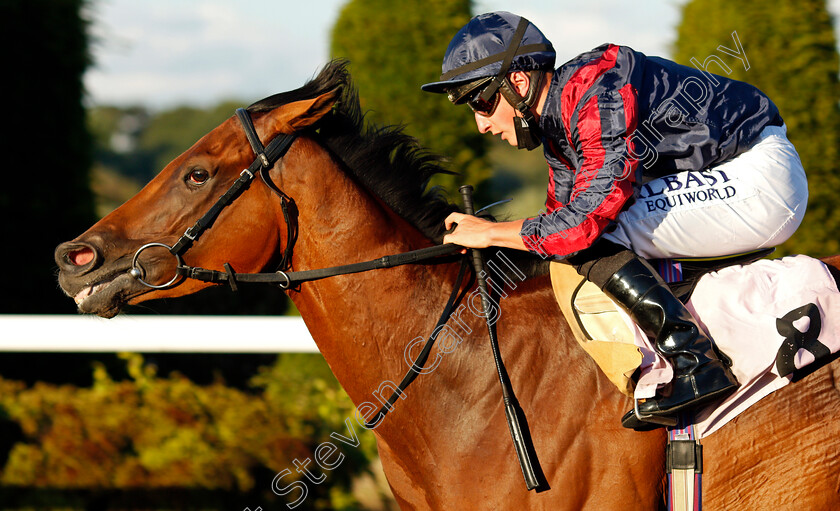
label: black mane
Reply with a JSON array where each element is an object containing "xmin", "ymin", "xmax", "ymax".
[
  {"xmin": 249, "ymin": 59, "xmax": 457, "ymax": 244},
  {"xmin": 249, "ymin": 60, "xmax": 548, "ymax": 278}
]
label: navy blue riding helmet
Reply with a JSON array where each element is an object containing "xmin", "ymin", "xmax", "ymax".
[
  {"xmin": 422, "ymin": 11, "xmax": 556, "ymax": 150},
  {"xmin": 421, "ymin": 11, "xmax": 555, "ymax": 92}
]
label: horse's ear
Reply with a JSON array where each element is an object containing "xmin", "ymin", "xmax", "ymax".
[{"xmin": 267, "ymin": 88, "xmax": 341, "ymax": 133}]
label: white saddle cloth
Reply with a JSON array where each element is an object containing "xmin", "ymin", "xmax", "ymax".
[{"xmin": 627, "ymin": 255, "xmax": 840, "ymax": 438}]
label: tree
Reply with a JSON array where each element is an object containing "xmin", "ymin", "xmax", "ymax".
[
  {"xmin": 330, "ymin": 0, "xmax": 490, "ymax": 194},
  {"xmin": 674, "ymin": 0, "xmax": 840, "ymax": 257},
  {"xmin": 0, "ymin": 0, "xmax": 96, "ymax": 313}
]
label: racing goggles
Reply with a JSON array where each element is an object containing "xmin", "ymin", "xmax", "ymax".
[{"xmin": 447, "ymin": 77, "xmax": 501, "ymax": 117}]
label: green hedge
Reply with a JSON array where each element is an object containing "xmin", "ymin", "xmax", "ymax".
[{"xmin": 0, "ymin": 354, "xmax": 384, "ymax": 510}]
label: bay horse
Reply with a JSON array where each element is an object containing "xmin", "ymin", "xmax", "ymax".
[{"xmin": 55, "ymin": 61, "xmax": 840, "ymax": 510}]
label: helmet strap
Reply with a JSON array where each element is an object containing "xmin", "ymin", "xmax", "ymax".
[
  {"xmin": 513, "ymin": 116, "xmax": 542, "ymax": 151},
  {"xmin": 500, "ymin": 71, "xmax": 545, "ymax": 150}
]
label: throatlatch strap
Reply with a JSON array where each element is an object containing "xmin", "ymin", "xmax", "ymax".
[{"xmin": 667, "ymin": 416, "xmax": 703, "ymax": 511}]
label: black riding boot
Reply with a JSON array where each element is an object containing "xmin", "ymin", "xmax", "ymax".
[
  {"xmin": 603, "ymin": 257, "xmax": 739, "ymax": 428},
  {"xmin": 569, "ymin": 241, "xmax": 739, "ymax": 430}
]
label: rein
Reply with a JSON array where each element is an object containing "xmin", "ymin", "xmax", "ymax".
[{"xmin": 176, "ymin": 243, "xmax": 463, "ymax": 290}]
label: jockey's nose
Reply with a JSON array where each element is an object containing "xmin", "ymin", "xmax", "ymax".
[{"xmin": 475, "ymin": 113, "xmax": 492, "ymax": 134}]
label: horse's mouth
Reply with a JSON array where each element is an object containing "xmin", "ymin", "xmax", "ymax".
[
  {"xmin": 74, "ymin": 278, "xmax": 115, "ymax": 305},
  {"xmin": 63, "ymin": 270, "xmax": 145, "ymax": 318}
]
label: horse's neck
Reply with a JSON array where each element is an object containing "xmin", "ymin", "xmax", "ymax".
[
  {"xmin": 275, "ymin": 139, "xmax": 623, "ymax": 495},
  {"xmin": 278, "ymin": 138, "xmax": 452, "ymax": 403}
]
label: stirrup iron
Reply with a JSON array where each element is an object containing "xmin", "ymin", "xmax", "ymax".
[{"xmin": 633, "ymin": 398, "xmax": 678, "ymax": 427}]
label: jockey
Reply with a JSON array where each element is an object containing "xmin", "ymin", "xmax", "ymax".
[{"xmin": 422, "ymin": 11, "xmax": 808, "ymax": 429}]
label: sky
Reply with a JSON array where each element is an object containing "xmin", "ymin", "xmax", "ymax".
[
  {"xmin": 83, "ymin": 0, "xmax": 840, "ymax": 111},
  {"xmin": 84, "ymin": 0, "xmax": 685, "ymax": 109}
]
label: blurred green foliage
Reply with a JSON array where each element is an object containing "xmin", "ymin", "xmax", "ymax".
[
  {"xmin": 0, "ymin": 353, "xmax": 385, "ymax": 509},
  {"xmin": 674, "ymin": 0, "xmax": 840, "ymax": 257},
  {"xmin": 330, "ymin": 0, "xmax": 491, "ymax": 194},
  {"xmin": 87, "ymin": 101, "xmax": 244, "ymax": 209}
]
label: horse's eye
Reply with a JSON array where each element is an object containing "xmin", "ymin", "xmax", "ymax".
[{"xmin": 187, "ymin": 168, "xmax": 210, "ymax": 185}]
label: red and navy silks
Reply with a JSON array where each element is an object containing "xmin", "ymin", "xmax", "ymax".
[{"xmin": 520, "ymin": 44, "xmax": 783, "ymax": 258}]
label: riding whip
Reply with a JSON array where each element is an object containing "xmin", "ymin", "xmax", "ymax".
[{"xmin": 459, "ymin": 185, "xmax": 540, "ymax": 491}]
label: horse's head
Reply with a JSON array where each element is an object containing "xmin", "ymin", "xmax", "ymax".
[{"xmin": 55, "ymin": 88, "xmax": 339, "ymax": 318}]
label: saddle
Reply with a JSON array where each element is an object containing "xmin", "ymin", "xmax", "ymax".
[
  {"xmin": 549, "ymin": 249, "xmax": 774, "ymax": 397},
  {"xmin": 553, "ymin": 248, "xmax": 840, "ymax": 438}
]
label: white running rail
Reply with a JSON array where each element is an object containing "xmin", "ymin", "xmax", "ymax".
[{"xmin": 0, "ymin": 315, "xmax": 318, "ymax": 353}]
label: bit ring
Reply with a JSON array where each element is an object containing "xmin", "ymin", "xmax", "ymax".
[{"xmin": 130, "ymin": 243, "xmax": 184, "ymax": 289}]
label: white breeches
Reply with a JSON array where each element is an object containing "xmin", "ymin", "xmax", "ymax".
[{"xmin": 603, "ymin": 124, "xmax": 808, "ymax": 259}]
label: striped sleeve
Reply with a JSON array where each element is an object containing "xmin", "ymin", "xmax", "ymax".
[{"xmin": 521, "ymin": 44, "xmax": 640, "ymax": 258}]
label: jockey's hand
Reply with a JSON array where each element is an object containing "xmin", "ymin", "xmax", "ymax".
[
  {"xmin": 443, "ymin": 213, "xmax": 529, "ymax": 252},
  {"xmin": 444, "ymin": 212, "xmax": 493, "ymax": 250}
]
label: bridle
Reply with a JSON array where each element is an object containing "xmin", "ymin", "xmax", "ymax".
[{"xmin": 128, "ymin": 108, "xmax": 298, "ymax": 289}]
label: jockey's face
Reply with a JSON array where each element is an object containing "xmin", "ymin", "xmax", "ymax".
[
  {"xmin": 474, "ymin": 94, "xmax": 518, "ymax": 146},
  {"xmin": 473, "ymin": 71, "xmax": 532, "ymax": 147}
]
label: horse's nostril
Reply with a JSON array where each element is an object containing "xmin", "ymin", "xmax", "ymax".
[
  {"xmin": 68, "ymin": 247, "xmax": 95, "ymax": 267},
  {"xmin": 55, "ymin": 241, "xmax": 101, "ymax": 274}
]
